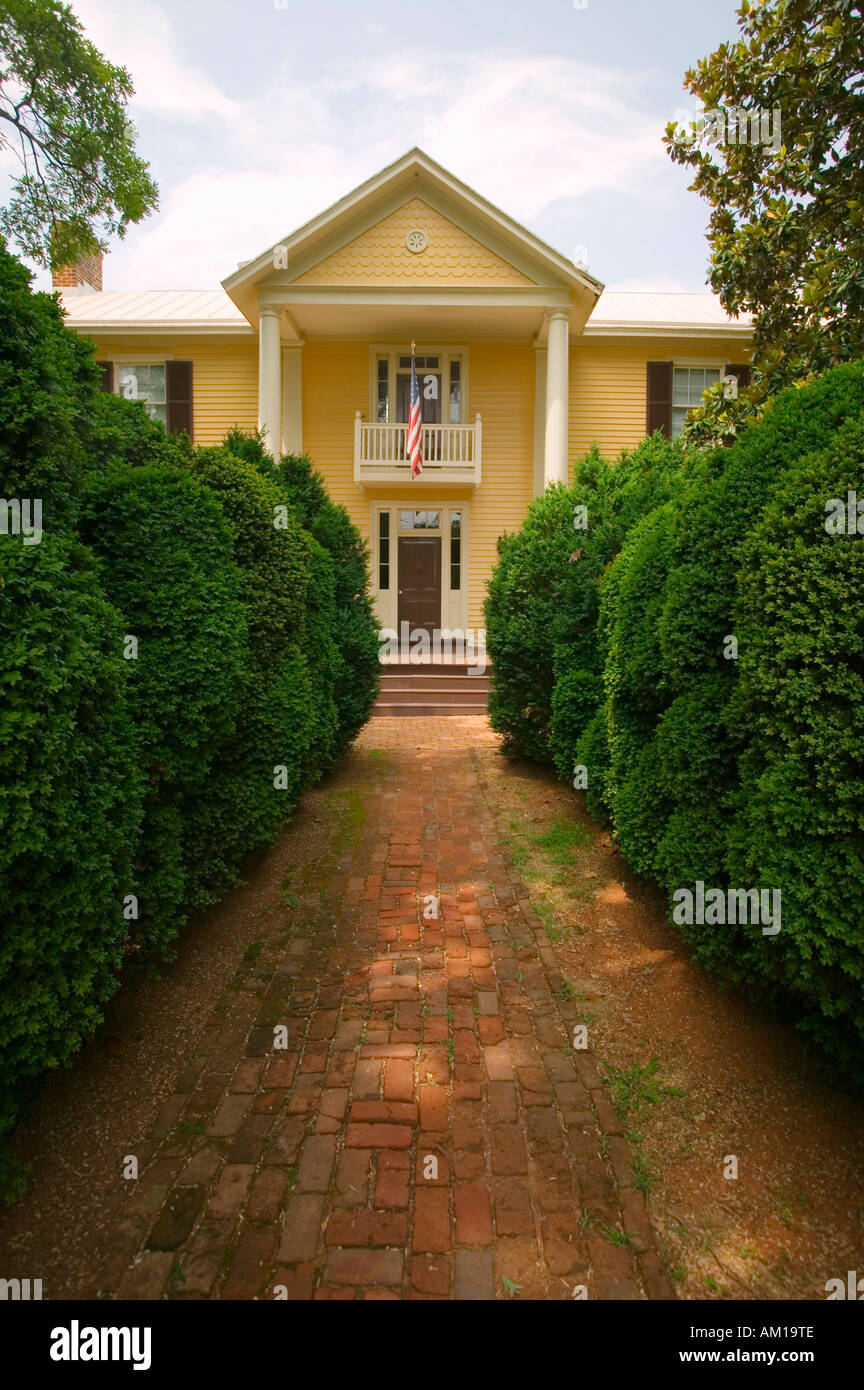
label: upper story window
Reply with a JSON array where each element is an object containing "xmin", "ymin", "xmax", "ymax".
[
  {"xmin": 117, "ymin": 363, "xmax": 167, "ymax": 427},
  {"xmin": 375, "ymin": 349, "xmax": 465, "ymax": 425},
  {"xmin": 671, "ymin": 366, "xmax": 721, "ymax": 436}
]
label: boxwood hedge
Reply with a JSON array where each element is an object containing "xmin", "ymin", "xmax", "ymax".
[
  {"xmin": 605, "ymin": 361, "xmax": 864, "ymax": 900},
  {"xmin": 490, "ymin": 359, "xmax": 864, "ymax": 1077},
  {"xmin": 221, "ymin": 431, "xmax": 380, "ymax": 751},
  {"xmin": 485, "ymin": 434, "xmax": 692, "ymax": 767},
  {"xmin": 0, "ymin": 534, "xmax": 141, "ymax": 1134},
  {"xmin": 181, "ymin": 447, "xmax": 329, "ymax": 899},
  {"xmin": 0, "ymin": 243, "xmax": 100, "ymax": 524},
  {"xmin": 78, "ymin": 465, "xmax": 248, "ymax": 956},
  {"xmin": 0, "ymin": 252, "xmax": 381, "ymax": 1172},
  {"xmin": 725, "ymin": 415, "xmax": 864, "ymax": 1067}
]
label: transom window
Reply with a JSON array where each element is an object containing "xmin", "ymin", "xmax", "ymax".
[
  {"xmin": 375, "ymin": 349, "xmax": 464, "ymax": 425},
  {"xmin": 399, "ymin": 509, "xmax": 440, "ymax": 530},
  {"xmin": 672, "ymin": 366, "xmax": 721, "ymax": 436},
  {"xmin": 117, "ymin": 363, "xmax": 167, "ymax": 426}
]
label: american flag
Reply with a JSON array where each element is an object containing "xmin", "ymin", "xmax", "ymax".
[{"xmin": 408, "ymin": 349, "xmax": 423, "ymax": 478}]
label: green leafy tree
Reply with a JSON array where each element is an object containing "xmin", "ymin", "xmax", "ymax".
[
  {"xmin": 0, "ymin": 238, "xmax": 100, "ymax": 523},
  {"xmin": 0, "ymin": 0, "xmax": 158, "ymax": 268},
  {"xmin": 665, "ymin": 0, "xmax": 864, "ymax": 440}
]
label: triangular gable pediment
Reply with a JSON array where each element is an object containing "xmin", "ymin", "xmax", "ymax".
[
  {"xmin": 291, "ymin": 197, "xmax": 536, "ymax": 288},
  {"xmin": 222, "ymin": 150, "xmax": 603, "ymax": 326}
]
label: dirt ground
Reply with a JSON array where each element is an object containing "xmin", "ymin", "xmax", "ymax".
[{"xmin": 474, "ymin": 741, "xmax": 864, "ymax": 1300}]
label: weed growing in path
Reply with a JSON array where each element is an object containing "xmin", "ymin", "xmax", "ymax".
[{"xmin": 603, "ymin": 1057, "xmax": 685, "ymax": 1123}]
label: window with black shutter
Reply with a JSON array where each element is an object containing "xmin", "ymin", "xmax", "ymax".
[
  {"xmin": 646, "ymin": 361, "xmax": 673, "ymax": 438},
  {"xmin": 724, "ymin": 363, "xmax": 752, "ymax": 393},
  {"xmin": 166, "ymin": 361, "xmax": 193, "ymax": 437}
]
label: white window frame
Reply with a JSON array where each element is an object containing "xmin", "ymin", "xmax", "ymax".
[
  {"xmin": 114, "ymin": 359, "xmax": 169, "ymax": 427},
  {"xmin": 369, "ymin": 344, "xmax": 469, "ymax": 425},
  {"xmin": 671, "ymin": 360, "xmax": 725, "ymax": 437}
]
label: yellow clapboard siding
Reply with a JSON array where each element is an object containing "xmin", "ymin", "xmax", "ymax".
[
  {"xmin": 569, "ymin": 335, "xmax": 750, "ymax": 465},
  {"xmin": 466, "ymin": 341, "xmax": 534, "ymax": 630},
  {"xmin": 301, "ymin": 341, "xmax": 369, "ymax": 519},
  {"xmin": 83, "ymin": 336, "xmax": 259, "ymax": 447}
]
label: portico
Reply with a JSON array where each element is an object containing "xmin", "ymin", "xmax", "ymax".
[{"xmin": 254, "ymin": 290, "xmax": 583, "ymax": 489}]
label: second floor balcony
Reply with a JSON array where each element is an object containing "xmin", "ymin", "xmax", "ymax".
[{"xmin": 354, "ymin": 413, "xmax": 482, "ymax": 488}]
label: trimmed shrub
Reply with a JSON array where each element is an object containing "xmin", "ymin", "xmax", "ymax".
[
  {"xmin": 604, "ymin": 363, "xmax": 864, "ymax": 891},
  {"xmin": 496, "ymin": 359, "xmax": 864, "ymax": 1075},
  {"xmin": 270, "ymin": 449, "xmax": 379, "ymax": 750},
  {"xmin": 652, "ymin": 678, "xmax": 736, "ymax": 896},
  {"xmin": 89, "ymin": 389, "xmax": 189, "ymax": 473},
  {"xmin": 590, "ymin": 361, "xmax": 864, "ymax": 1073},
  {"xmin": 296, "ymin": 533, "xmax": 341, "ymax": 777},
  {"xmin": 597, "ymin": 497, "xmax": 693, "ymax": 870},
  {"xmin": 724, "ymin": 416, "xmax": 864, "ymax": 1068},
  {"xmin": 659, "ymin": 363, "xmax": 864, "ymax": 690},
  {"xmin": 486, "ymin": 436, "xmax": 692, "ymax": 767},
  {"xmin": 181, "ymin": 448, "xmax": 325, "ymax": 899},
  {"xmin": 222, "ymin": 430, "xmax": 379, "ymax": 751},
  {"xmin": 0, "ymin": 252, "xmax": 379, "ymax": 1182},
  {"xmin": 551, "ymin": 435, "xmax": 698, "ymax": 780},
  {"xmin": 78, "ymin": 465, "xmax": 248, "ymax": 955},
  {"xmin": 560, "ymin": 448, "xmax": 697, "ymax": 818},
  {"xmin": 579, "ymin": 706, "xmax": 613, "ymax": 825},
  {"xmin": 486, "ymin": 482, "xmax": 589, "ymax": 764},
  {"xmin": 0, "ymin": 534, "xmax": 141, "ymax": 1133}
]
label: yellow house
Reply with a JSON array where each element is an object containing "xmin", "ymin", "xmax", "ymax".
[{"xmin": 58, "ymin": 148, "xmax": 752, "ymax": 641}]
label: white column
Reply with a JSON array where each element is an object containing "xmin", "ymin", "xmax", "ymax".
[
  {"xmin": 533, "ymin": 342, "xmax": 547, "ymax": 497},
  {"xmin": 281, "ymin": 343, "xmax": 303, "ymax": 455},
  {"xmin": 258, "ymin": 307, "xmax": 282, "ymax": 457},
  {"xmin": 544, "ymin": 308, "xmax": 569, "ymax": 487}
]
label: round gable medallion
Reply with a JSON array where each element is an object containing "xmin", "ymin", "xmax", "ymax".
[{"xmin": 405, "ymin": 228, "xmax": 428, "ymax": 254}]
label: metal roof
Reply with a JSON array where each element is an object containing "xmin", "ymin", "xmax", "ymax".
[
  {"xmin": 57, "ymin": 287, "xmax": 752, "ymax": 335},
  {"xmin": 58, "ymin": 288, "xmax": 251, "ymax": 331},
  {"xmin": 587, "ymin": 291, "xmax": 752, "ymax": 332}
]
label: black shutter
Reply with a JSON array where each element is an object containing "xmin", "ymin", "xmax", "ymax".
[
  {"xmin": 724, "ymin": 362, "xmax": 752, "ymax": 391},
  {"xmin": 96, "ymin": 361, "xmax": 113, "ymax": 392},
  {"xmin": 646, "ymin": 361, "xmax": 673, "ymax": 437},
  {"xmin": 166, "ymin": 361, "xmax": 193, "ymax": 437}
]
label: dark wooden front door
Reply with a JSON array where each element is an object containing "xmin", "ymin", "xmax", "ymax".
[{"xmin": 398, "ymin": 536, "xmax": 441, "ymax": 640}]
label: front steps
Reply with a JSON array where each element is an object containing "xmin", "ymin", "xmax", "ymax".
[{"xmin": 373, "ymin": 662, "xmax": 490, "ymax": 717}]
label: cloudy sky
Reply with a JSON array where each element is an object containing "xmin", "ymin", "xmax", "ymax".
[{"xmin": 24, "ymin": 0, "xmax": 744, "ymax": 294}]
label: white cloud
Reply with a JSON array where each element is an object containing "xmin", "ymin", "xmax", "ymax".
[
  {"xmin": 69, "ymin": 0, "xmax": 241, "ymax": 121},
  {"xmin": 53, "ymin": 5, "xmax": 676, "ymax": 292}
]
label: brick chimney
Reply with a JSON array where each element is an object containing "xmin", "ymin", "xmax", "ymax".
[{"xmin": 52, "ymin": 250, "xmax": 103, "ymax": 292}]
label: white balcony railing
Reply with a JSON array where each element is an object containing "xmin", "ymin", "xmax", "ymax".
[{"xmin": 354, "ymin": 412, "xmax": 482, "ymax": 487}]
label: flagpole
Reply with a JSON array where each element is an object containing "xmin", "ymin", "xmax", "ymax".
[{"xmin": 408, "ymin": 340, "xmax": 423, "ymax": 480}]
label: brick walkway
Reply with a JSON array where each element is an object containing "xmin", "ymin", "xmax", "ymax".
[{"xmin": 88, "ymin": 717, "xmax": 674, "ymax": 1301}]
